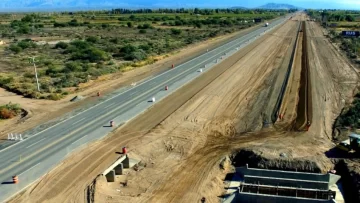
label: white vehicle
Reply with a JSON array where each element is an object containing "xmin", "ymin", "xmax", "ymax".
[{"xmin": 265, "ymin": 22, "xmax": 269, "ymax": 27}]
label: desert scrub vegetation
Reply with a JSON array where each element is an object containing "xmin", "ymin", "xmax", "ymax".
[
  {"xmin": 307, "ymin": 9, "xmax": 360, "ymax": 62},
  {"xmin": 0, "ymin": 8, "xmax": 295, "ymax": 100},
  {"xmin": 0, "ymin": 102, "xmax": 21, "ymax": 119}
]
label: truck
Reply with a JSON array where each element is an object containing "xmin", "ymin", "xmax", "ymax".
[{"xmin": 336, "ymin": 133, "xmax": 360, "ymax": 153}]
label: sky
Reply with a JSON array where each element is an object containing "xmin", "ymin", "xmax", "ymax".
[{"xmin": 1, "ymin": 0, "xmax": 360, "ymax": 11}]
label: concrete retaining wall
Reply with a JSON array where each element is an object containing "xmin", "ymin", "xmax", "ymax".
[
  {"xmin": 236, "ymin": 193, "xmax": 336, "ymax": 203},
  {"xmin": 244, "ymin": 175, "xmax": 329, "ymax": 190},
  {"xmin": 236, "ymin": 167, "xmax": 330, "ymax": 182}
]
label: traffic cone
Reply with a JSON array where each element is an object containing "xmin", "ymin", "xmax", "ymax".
[{"xmin": 12, "ymin": 175, "xmax": 18, "ymax": 184}]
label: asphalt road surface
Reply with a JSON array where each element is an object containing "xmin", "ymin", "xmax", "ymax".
[{"xmin": 0, "ymin": 15, "xmax": 292, "ymax": 202}]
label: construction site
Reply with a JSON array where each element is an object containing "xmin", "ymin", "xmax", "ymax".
[{"xmin": 4, "ymin": 12, "xmax": 360, "ymax": 203}]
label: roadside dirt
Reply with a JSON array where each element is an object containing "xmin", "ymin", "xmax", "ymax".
[
  {"xmin": 9, "ymin": 15, "xmax": 298, "ymax": 203},
  {"xmin": 0, "ymin": 22, "xmax": 267, "ymax": 141}
]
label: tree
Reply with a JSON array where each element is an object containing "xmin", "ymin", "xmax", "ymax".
[
  {"xmin": 345, "ymin": 15, "xmax": 355, "ymax": 22},
  {"xmin": 127, "ymin": 22, "xmax": 133, "ymax": 28}
]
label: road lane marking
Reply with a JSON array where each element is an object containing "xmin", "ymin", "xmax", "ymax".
[
  {"xmin": 0, "ymin": 16, "xmax": 290, "ymax": 173},
  {"xmin": 72, "ymin": 117, "xmax": 86, "ymax": 125},
  {"xmin": 26, "ymin": 138, "xmax": 46, "ymax": 149},
  {"xmin": 19, "ymin": 162, "xmax": 41, "ymax": 176},
  {"xmin": 72, "ymin": 135, "xmax": 87, "ymax": 145},
  {"xmin": 103, "ymin": 103, "xmax": 114, "ymax": 109},
  {"xmin": 130, "ymin": 91, "xmax": 139, "ymax": 96}
]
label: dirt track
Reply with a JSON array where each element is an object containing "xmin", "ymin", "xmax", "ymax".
[{"xmin": 8, "ymin": 13, "xmax": 360, "ymax": 203}]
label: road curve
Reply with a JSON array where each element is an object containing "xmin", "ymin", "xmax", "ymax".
[{"xmin": 0, "ymin": 15, "xmax": 292, "ymax": 202}]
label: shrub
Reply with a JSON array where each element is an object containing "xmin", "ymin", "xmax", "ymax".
[
  {"xmin": 86, "ymin": 36, "xmax": 99, "ymax": 43},
  {"xmin": 55, "ymin": 41, "xmax": 68, "ymax": 49},
  {"xmin": 54, "ymin": 22, "xmax": 67, "ymax": 28},
  {"xmin": 0, "ymin": 102, "xmax": 21, "ymax": 119},
  {"xmin": 0, "ymin": 108, "xmax": 15, "ymax": 119},
  {"xmin": 47, "ymin": 93, "xmax": 62, "ymax": 100},
  {"xmin": 139, "ymin": 29, "xmax": 146, "ymax": 34},
  {"xmin": 9, "ymin": 45, "xmax": 22, "ymax": 53},
  {"xmin": 127, "ymin": 22, "xmax": 133, "ymax": 28},
  {"xmin": 17, "ymin": 25, "xmax": 30, "ymax": 34},
  {"xmin": 17, "ymin": 40, "xmax": 36, "ymax": 49},
  {"xmin": 64, "ymin": 62, "xmax": 83, "ymax": 72},
  {"xmin": 171, "ymin": 28, "xmax": 182, "ymax": 35}
]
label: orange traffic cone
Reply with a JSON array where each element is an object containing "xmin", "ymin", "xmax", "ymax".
[{"xmin": 12, "ymin": 175, "xmax": 18, "ymax": 184}]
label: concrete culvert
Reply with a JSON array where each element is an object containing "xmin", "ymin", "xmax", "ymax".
[{"xmin": 70, "ymin": 95, "xmax": 85, "ymax": 102}]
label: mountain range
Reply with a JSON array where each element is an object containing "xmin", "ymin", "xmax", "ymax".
[{"xmin": 0, "ymin": 2, "xmax": 300, "ymax": 12}]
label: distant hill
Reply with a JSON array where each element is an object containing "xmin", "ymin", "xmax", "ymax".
[{"xmin": 258, "ymin": 3, "xmax": 300, "ymax": 10}]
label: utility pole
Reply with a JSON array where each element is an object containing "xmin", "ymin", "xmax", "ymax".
[{"xmin": 29, "ymin": 57, "xmax": 40, "ymax": 92}]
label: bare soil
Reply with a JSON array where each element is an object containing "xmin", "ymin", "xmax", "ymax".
[{"xmin": 8, "ymin": 13, "xmax": 360, "ymax": 203}]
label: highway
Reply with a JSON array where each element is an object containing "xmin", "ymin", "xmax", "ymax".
[{"xmin": 0, "ymin": 15, "xmax": 291, "ymax": 202}]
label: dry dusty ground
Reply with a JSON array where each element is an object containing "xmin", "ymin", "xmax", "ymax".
[
  {"xmin": 9, "ymin": 13, "xmax": 359, "ymax": 203},
  {"xmin": 9, "ymin": 14, "xmax": 299, "ymax": 203},
  {"xmin": 0, "ymin": 21, "xmax": 267, "ymax": 141},
  {"xmin": 243, "ymin": 18, "xmax": 359, "ymax": 172}
]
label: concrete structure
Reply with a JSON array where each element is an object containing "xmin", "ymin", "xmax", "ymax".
[
  {"xmin": 115, "ymin": 163, "xmax": 124, "ymax": 175},
  {"xmin": 101, "ymin": 154, "xmax": 138, "ymax": 182},
  {"xmin": 105, "ymin": 170, "xmax": 115, "ymax": 182},
  {"xmin": 0, "ymin": 14, "xmax": 293, "ymax": 202},
  {"xmin": 102, "ymin": 155, "xmax": 128, "ymax": 178},
  {"xmin": 223, "ymin": 165, "xmax": 341, "ymax": 203}
]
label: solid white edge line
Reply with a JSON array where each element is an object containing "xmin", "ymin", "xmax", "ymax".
[
  {"xmin": 25, "ymin": 138, "xmax": 46, "ymax": 149},
  {"xmin": 71, "ymin": 117, "xmax": 86, "ymax": 125},
  {"xmin": 19, "ymin": 162, "xmax": 41, "ymax": 176}
]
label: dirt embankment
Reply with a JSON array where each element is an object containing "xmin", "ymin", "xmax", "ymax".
[{"xmin": 9, "ymin": 15, "xmax": 299, "ymax": 203}]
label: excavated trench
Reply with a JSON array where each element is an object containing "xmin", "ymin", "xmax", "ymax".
[
  {"xmin": 230, "ymin": 149, "xmax": 322, "ymax": 173},
  {"xmin": 294, "ymin": 22, "xmax": 313, "ymax": 131}
]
